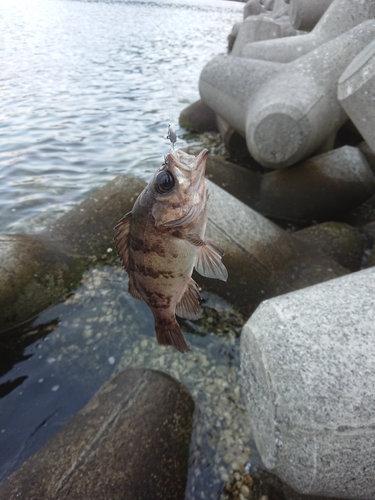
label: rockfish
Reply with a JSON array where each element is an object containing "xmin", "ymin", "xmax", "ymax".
[{"xmin": 114, "ymin": 149, "xmax": 227, "ymax": 353}]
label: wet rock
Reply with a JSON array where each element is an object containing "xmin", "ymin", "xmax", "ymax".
[
  {"xmin": 256, "ymin": 146, "xmax": 375, "ymax": 220},
  {"xmin": 241, "ymin": 267, "xmax": 375, "ymax": 499},
  {"xmin": 295, "ymin": 221, "xmax": 365, "ymax": 272},
  {"xmin": 289, "ymin": 0, "xmax": 333, "ymax": 31},
  {"xmin": 0, "ymin": 369, "xmax": 194, "ymax": 500},
  {"xmin": 338, "ymin": 39, "xmax": 375, "ymax": 156},
  {"xmin": 241, "ymin": 0, "xmax": 375, "ymax": 62},
  {"xmin": 0, "ymin": 175, "xmax": 146, "ymax": 332},
  {"xmin": 179, "ymin": 99, "xmax": 218, "ymax": 133},
  {"xmin": 246, "ymin": 21, "xmax": 375, "ymax": 168}
]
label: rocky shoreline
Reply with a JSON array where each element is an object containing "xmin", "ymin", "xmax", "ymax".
[{"xmin": 2, "ymin": 0, "xmax": 375, "ymax": 498}]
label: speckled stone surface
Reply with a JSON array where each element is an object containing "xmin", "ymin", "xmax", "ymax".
[
  {"xmin": 241, "ymin": 267, "xmax": 375, "ymax": 499},
  {"xmin": 338, "ymin": 39, "xmax": 375, "ymax": 156},
  {"xmin": 0, "ymin": 369, "xmax": 194, "ymax": 500}
]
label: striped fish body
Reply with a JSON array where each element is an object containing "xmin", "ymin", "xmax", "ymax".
[{"xmin": 114, "ymin": 149, "xmax": 227, "ymax": 353}]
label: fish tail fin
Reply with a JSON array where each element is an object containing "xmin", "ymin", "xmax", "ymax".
[{"xmin": 155, "ymin": 317, "xmax": 189, "ymax": 354}]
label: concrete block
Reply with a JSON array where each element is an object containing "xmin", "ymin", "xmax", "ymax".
[
  {"xmin": 246, "ymin": 20, "xmax": 375, "ymax": 167},
  {"xmin": 244, "ymin": 0, "xmax": 266, "ymax": 19},
  {"xmin": 241, "ymin": 267, "xmax": 375, "ymax": 498},
  {"xmin": 231, "ymin": 16, "xmax": 281, "ymax": 57},
  {"xmin": 241, "ymin": 0, "xmax": 375, "ymax": 62},
  {"xmin": 289, "ymin": 0, "xmax": 333, "ymax": 31},
  {"xmin": 199, "ymin": 55, "xmax": 282, "ymax": 135},
  {"xmin": 257, "ymin": 146, "xmax": 375, "ymax": 219},
  {"xmin": 0, "ymin": 369, "xmax": 194, "ymax": 500},
  {"xmin": 179, "ymin": 99, "xmax": 218, "ymax": 133},
  {"xmin": 338, "ymin": 39, "xmax": 375, "ymax": 156}
]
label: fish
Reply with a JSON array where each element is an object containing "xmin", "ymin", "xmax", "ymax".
[{"xmin": 114, "ymin": 148, "xmax": 228, "ymax": 353}]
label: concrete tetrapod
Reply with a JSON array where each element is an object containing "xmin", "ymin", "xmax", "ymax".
[
  {"xmin": 289, "ymin": 0, "xmax": 333, "ymax": 31},
  {"xmin": 0, "ymin": 369, "xmax": 194, "ymax": 500},
  {"xmin": 231, "ymin": 16, "xmax": 281, "ymax": 57},
  {"xmin": 241, "ymin": 0, "xmax": 375, "ymax": 62},
  {"xmin": 0, "ymin": 175, "xmax": 146, "ymax": 332},
  {"xmin": 199, "ymin": 55, "xmax": 282, "ymax": 135},
  {"xmin": 338, "ymin": 39, "xmax": 375, "ymax": 156},
  {"xmin": 241, "ymin": 267, "xmax": 375, "ymax": 499},
  {"xmin": 246, "ymin": 20, "xmax": 375, "ymax": 168}
]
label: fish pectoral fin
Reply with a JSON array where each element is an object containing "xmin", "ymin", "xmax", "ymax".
[
  {"xmin": 155, "ymin": 317, "xmax": 190, "ymax": 353},
  {"xmin": 176, "ymin": 278, "xmax": 202, "ymax": 320},
  {"xmin": 113, "ymin": 212, "xmax": 132, "ymax": 273},
  {"xmin": 195, "ymin": 242, "xmax": 228, "ymax": 282},
  {"xmin": 173, "ymin": 230, "xmax": 228, "ymax": 282}
]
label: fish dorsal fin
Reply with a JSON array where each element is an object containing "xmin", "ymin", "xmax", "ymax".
[
  {"xmin": 173, "ymin": 230, "xmax": 228, "ymax": 282},
  {"xmin": 114, "ymin": 212, "xmax": 132, "ymax": 273},
  {"xmin": 128, "ymin": 274, "xmax": 143, "ymax": 300},
  {"xmin": 176, "ymin": 278, "xmax": 202, "ymax": 320}
]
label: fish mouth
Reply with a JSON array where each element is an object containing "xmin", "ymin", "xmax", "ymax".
[{"xmin": 168, "ymin": 148, "xmax": 209, "ymax": 174}]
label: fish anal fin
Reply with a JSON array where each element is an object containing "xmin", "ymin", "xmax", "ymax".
[
  {"xmin": 155, "ymin": 317, "xmax": 189, "ymax": 353},
  {"xmin": 176, "ymin": 278, "xmax": 202, "ymax": 320},
  {"xmin": 114, "ymin": 212, "xmax": 132, "ymax": 273},
  {"xmin": 173, "ymin": 230, "xmax": 228, "ymax": 282}
]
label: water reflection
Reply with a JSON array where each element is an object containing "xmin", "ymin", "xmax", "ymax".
[{"xmin": 0, "ymin": 0, "xmax": 242, "ymax": 233}]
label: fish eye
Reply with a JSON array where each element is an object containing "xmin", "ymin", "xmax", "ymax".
[{"xmin": 155, "ymin": 170, "xmax": 175, "ymax": 194}]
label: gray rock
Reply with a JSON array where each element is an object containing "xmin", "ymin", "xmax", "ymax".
[
  {"xmin": 0, "ymin": 369, "xmax": 194, "ymax": 500},
  {"xmin": 199, "ymin": 55, "xmax": 282, "ymax": 135},
  {"xmin": 257, "ymin": 146, "xmax": 375, "ymax": 219},
  {"xmin": 244, "ymin": 0, "xmax": 266, "ymax": 19},
  {"xmin": 289, "ymin": 0, "xmax": 333, "ymax": 31},
  {"xmin": 338, "ymin": 39, "xmax": 375, "ymax": 156},
  {"xmin": 295, "ymin": 221, "xmax": 365, "ymax": 272},
  {"xmin": 241, "ymin": 0, "xmax": 375, "ymax": 62},
  {"xmin": 246, "ymin": 21, "xmax": 375, "ymax": 167},
  {"xmin": 241, "ymin": 267, "xmax": 375, "ymax": 499},
  {"xmin": 0, "ymin": 175, "xmax": 146, "ymax": 332},
  {"xmin": 216, "ymin": 115, "xmax": 250, "ymax": 156},
  {"xmin": 231, "ymin": 16, "xmax": 281, "ymax": 57},
  {"xmin": 179, "ymin": 99, "xmax": 218, "ymax": 133},
  {"xmin": 202, "ymin": 179, "xmax": 348, "ymax": 315}
]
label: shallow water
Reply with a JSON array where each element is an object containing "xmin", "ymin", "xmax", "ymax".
[
  {"xmin": 0, "ymin": 265, "xmax": 259, "ymax": 498},
  {"xmin": 0, "ymin": 0, "xmax": 242, "ymax": 233}
]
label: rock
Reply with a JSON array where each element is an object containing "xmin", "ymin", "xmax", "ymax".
[
  {"xmin": 0, "ymin": 369, "xmax": 194, "ymax": 500},
  {"xmin": 243, "ymin": 0, "xmax": 266, "ymax": 19},
  {"xmin": 241, "ymin": 0, "xmax": 375, "ymax": 62},
  {"xmin": 205, "ymin": 155, "xmax": 261, "ymax": 207},
  {"xmin": 228, "ymin": 22, "xmax": 242, "ymax": 52},
  {"xmin": 179, "ymin": 99, "xmax": 218, "ymax": 133},
  {"xmin": 256, "ymin": 146, "xmax": 375, "ymax": 220},
  {"xmin": 241, "ymin": 267, "xmax": 375, "ymax": 499},
  {"xmin": 201, "ymin": 179, "xmax": 348, "ymax": 315},
  {"xmin": 231, "ymin": 16, "xmax": 281, "ymax": 57},
  {"xmin": 338, "ymin": 39, "xmax": 375, "ymax": 156},
  {"xmin": 199, "ymin": 55, "xmax": 282, "ymax": 137},
  {"xmin": 289, "ymin": 0, "xmax": 333, "ymax": 31},
  {"xmin": 0, "ymin": 175, "xmax": 146, "ymax": 332},
  {"xmin": 215, "ymin": 115, "xmax": 251, "ymax": 157},
  {"xmin": 295, "ymin": 221, "xmax": 365, "ymax": 272},
  {"xmin": 246, "ymin": 21, "xmax": 375, "ymax": 167},
  {"xmin": 358, "ymin": 141, "xmax": 375, "ymax": 176}
]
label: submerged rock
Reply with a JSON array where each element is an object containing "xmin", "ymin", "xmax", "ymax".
[{"xmin": 0, "ymin": 369, "xmax": 194, "ymax": 500}]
